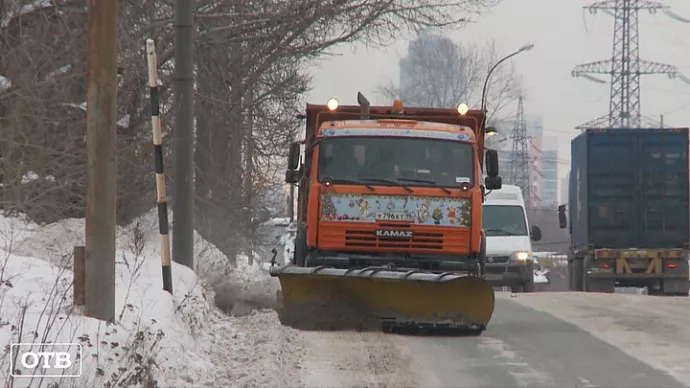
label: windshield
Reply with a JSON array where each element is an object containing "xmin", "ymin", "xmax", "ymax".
[
  {"xmin": 482, "ymin": 205, "xmax": 528, "ymax": 236},
  {"xmin": 316, "ymin": 137, "xmax": 474, "ymax": 187}
]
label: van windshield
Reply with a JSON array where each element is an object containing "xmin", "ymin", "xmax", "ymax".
[
  {"xmin": 482, "ymin": 205, "xmax": 528, "ymax": 236},
  {"xmin": 317, "ymin": 137, "xmax": 474, "ymax": 187}
]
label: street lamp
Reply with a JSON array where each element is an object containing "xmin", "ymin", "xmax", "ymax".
[{"xmin": 480, "ymin": 43, "xmax": 534, "ymax": 132}]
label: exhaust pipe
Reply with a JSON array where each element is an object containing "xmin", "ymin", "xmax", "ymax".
[{"xmin": 357, "ymin": 92, "xmax": 370, "ymax": 119}]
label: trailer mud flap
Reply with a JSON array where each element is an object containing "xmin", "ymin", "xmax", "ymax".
[{"xmin": 270, "ymin": 265, "xmax": 495, "ymax": 334}]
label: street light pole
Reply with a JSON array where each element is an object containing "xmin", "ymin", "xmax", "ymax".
[{"xmin": 480, "ymin": 43, "xmax": 535, "ymax": 128}]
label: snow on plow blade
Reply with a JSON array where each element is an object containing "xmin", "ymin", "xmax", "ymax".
[{"xmin": 270, "ymin": 265, "xmax": 495, "ymax": 334}]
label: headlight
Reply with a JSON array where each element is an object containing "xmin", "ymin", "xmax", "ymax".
[{"xmin": 512, "ymin": 251, "xmax": 531, "ymax": 261}]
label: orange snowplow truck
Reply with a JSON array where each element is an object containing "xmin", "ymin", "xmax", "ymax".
[{"xmin": 270, "ymin": 92, "xmax": 502, "ymax": 335}]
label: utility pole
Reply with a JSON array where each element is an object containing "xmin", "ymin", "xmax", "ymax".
[
  {"xmin": 85, "ymin": 0, "xmax": 117, "ymax": 321},
  {"xmin": 244, "ymin": 92, "xmax": 254, "ymax": 265},
  {"xmin": 509, "ymin": 96, "xmax": 532, "ymax": 207},
  {"xmin": 572, "ymin": 0, "xmax": 690, "ymax": 129},
  {"xmin": 172, "ymin": 0, "xmax": 195, "ymax": 269}
]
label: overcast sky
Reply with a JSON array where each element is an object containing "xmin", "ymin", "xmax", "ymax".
[{"xmin": 306, "ymin": 0, "xmax": 690, "ymax": 182}]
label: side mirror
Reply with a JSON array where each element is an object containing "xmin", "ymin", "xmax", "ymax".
[
  {"xmin": 287, "ymin": 142, "xmax": 300, "ymax": 170},
  {"xmin": 485, "ymin": 149, "xmax": 499, "ymax": 177},
  {"xmin": 285, "ymin": 170, "xmax": 299, "ymax": 184},
  {"xmin": 557, "ymin": 204, "xmax": 567, "ymax": 229},
  {"xmin": 531, "ymin": 225, "xmax": 542, "ymax": 241},
  {"xmin": 485, "ymin": 176, "xmax": 502, "ymax": 190}
]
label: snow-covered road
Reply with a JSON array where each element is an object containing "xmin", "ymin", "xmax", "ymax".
[{"xmin": 291, "ymin": 291, "xmax": 690, "ymax": 388}]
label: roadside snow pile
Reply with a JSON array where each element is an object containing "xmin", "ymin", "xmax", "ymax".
[
  {"xmin": 0, "ymin": 209, "xmax": 295, "ymax": 387},
  {"xmin": 0, "ymin": 75, "xmax": 10, "ymax": 92}
]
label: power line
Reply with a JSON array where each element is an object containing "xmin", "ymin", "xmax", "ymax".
[{"xmin": 572, "ymin": 0, "xmax": 690, "ymax": 129}]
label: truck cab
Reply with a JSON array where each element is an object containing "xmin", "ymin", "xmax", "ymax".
[
  {"xmin": 482, "ymin": 184, "xmax": 541, "ymax": 292},
  {"xmin": 273, "ymin": 94, "xmax": 501, "ymax": 334},
  {"xmin": 284, "ymin": 95, "xmax": 502, "ymax": 275}
]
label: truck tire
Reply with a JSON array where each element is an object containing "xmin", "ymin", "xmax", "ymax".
[
  {"xmin": 523, "ymin": 279, "xmax": 535, "ymax": 293},
  {"xmin": 293, "ymin": 224, "xmax": 308, "ymax": 267},
  {"xmin": 661, "ymin": 280, "xmax": 689, "ymax": 296},
  {"xmin": 572, "ymin": 257, "xmax": 585, "ymax": 291},
  {"xmin": 584, "ymin": 278, "xmax": 615, "ymax": 293},
  {"xmin": 583, "ymin": 256, "xmax": 614, "ymax": 293}
]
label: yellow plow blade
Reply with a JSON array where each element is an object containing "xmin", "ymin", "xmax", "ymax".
[{"xmin": 270, "ymin": 265, "xmax": 495, "ymax": 334}]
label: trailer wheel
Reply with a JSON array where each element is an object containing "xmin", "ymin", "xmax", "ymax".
[
  {"xmin": 584, "ymin": 278, "xmax": 615, "ymax": 293},
  {"xmin": 522, "ymin": 280, "xmax": 535, "ymax": 293},
  {"xmin": 572, "ymin": 257, "xmax": 585, "ymax": 291},
  {"xmin": 661, "ymin": 280, "xmax": 689, "ymax": 296}
]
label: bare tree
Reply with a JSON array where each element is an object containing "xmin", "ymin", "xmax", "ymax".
[
  {"xmin": 377, "ymin": 31, "xmax": 520, "ymax": 123},
  {"xmin": 0, "ymin": 0, "xmax": 503, "ymax": 262}
]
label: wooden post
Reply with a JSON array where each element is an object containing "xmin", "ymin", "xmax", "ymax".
[
  {"xmin": 146, "ymin": 39, "xmax": 173, "ymax": 294},
  {"xmin": 85, "ymin": 0, "xmax": 117, "ymax": 321},
  {"xmin": 73, "ymin": 246, "xmax": 85, "ymax": 306}
]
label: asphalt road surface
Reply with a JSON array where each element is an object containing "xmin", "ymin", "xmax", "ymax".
[{"xmin": 400, "ymin": 297, "xmax": 686, "ymax": 388}]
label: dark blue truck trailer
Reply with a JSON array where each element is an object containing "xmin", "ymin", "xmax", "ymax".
[{"xmin": 557, "ymin": 128, "xmax": 690, "ymax": 296}]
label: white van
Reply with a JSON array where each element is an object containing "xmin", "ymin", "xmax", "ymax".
[{"xmin": 482, "ymin": 184, "xmax": 542, "ymax": 292}]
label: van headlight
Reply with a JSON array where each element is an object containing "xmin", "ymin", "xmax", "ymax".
[{"xmin": 512, "ymin": 251, "xmax": 532, "ymax": 261}]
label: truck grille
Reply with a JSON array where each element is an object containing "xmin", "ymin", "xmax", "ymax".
[
  {"xmin": 487, "ymin": 256, "xmax": 510, "ymax": 263},
  {"xmin": 345, "ymin": 225, "xmax": 443, "ymax": 250}
]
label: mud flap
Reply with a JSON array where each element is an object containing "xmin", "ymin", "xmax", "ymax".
[{"xmin": 270, "ymin": 265, "xmax": 495, "ymax": 333}]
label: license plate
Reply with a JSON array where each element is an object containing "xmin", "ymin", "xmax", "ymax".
[
  {"xmin": 375, "ymin": 212, "xmax": 414, "ymax": 221},
  {"xmin": 484, "ymin": 274, "xmax": 504, "ymax": 281}
]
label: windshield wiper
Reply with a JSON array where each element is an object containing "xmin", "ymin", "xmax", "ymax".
[
  {"xmin": 358, "ymin": 177, "xmax": 413, "ymax": 193},
  {"xmin": 329, "ymin": 178, "xmax": 374, "ymax": 191},
  {"xmin": 396, "ymin": 178, "xmax": 451, "ymax": 194},
  {"xmin": 484, "ymin": 228, "xmax": 518, "ymax": 236}
]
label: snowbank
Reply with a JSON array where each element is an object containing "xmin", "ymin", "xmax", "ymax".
[
  {"xmin": 0, "ymin": 75, "xmax": 10, "ymax": 92},
  {"xmin": 0, "ymin": 209, "xmax": 294, "ymax": 387}
]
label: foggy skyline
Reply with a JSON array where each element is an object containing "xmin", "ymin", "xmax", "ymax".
[{"xmin": 306, "ymin": 0, "xmax": 690, "ymax": 183}]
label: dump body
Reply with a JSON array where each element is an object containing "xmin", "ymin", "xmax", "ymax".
[
  {"xmin": 274, "ymin": 97, "xmax": 500, "ymax": 334},
  {"xmin": 565, "ymin": 128, "xmax": 690, "ymax": 295}
]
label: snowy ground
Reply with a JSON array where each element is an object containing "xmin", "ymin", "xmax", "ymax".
[
  {"xmin": 4, "ymin": 210, "xmax": 689, "ymax": 387},
  {"xmin": 506, "ymin": 292, "xmax": 690, "ymax": 385},
  {"xmin": 0, "ymin": 210, "xmax": 301, "ymax": 387}
]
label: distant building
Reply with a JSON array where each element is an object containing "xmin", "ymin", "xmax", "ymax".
[
  {"xmin": 399, "ymin": 32, "xmax": 456, "ymax": 107},
  {"xmin": 540, "ymin": 150, "xmax": 558, "ymax": 208}
]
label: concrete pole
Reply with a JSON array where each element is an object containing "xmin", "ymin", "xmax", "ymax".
[
  {"xmin": 85, "ymin": 0, "xmax": 117, "ymax": 321},
  {"xmin": 172, "ymin": 0, "xmax": 195, "ymax": 269}
]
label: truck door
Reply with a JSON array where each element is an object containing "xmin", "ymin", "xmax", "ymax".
[
  {"xmin": 636, "ymin": 130, "xmax": 689, "ymax": 249},
  {"xmin": 587, "ymin": 132, "xmax": 639, "ymax": 249}
]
